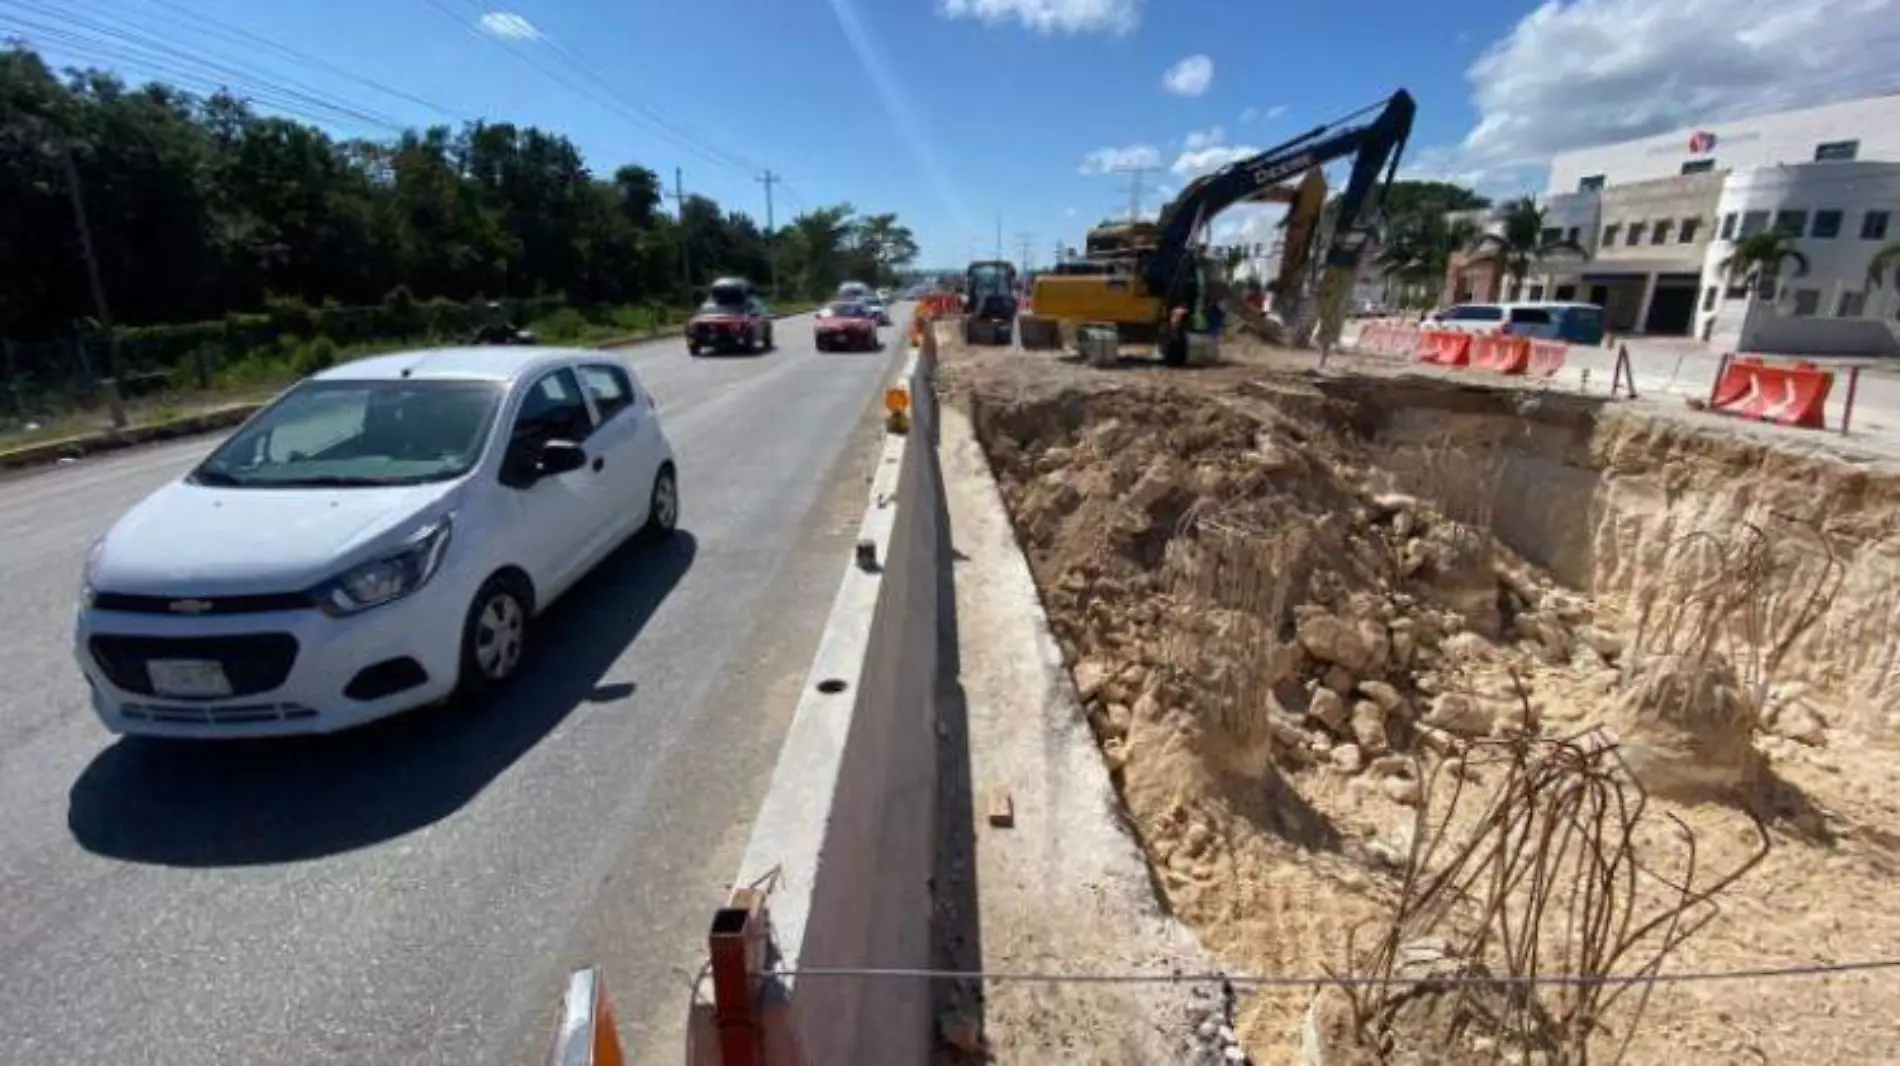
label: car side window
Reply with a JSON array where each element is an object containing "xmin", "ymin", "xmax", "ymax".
[
  {"xmin": 577, "ymin": 364, "xmax": 635, "ymax": 422},
  {"xmin": 512, "ymin": 368, "xmax": 595, "ymax": 448},
  {"xmin": 1510, "ymin": 308, "xmax": 1553, "ymax": 325}
]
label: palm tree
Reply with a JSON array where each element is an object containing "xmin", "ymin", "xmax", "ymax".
[
  {"xmin": 1465, "ymin": 196, "xmax": 1588, "ymax": 298},
  {"xmin": 1867, "ymin": 241, "xmax": 1900, "ymax": 290},
  {"xmin": 1719, "ymin": 230, "xmax": 1809, "ymax": 298},
  {"xmin": 1374, "ymin": 214, "xmax": 1478, "ymax": 309}
]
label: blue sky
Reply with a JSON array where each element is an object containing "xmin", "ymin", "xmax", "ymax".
[{"xmin": 11, "ymin": 0, "xmax": 1900, "ymax": 267}]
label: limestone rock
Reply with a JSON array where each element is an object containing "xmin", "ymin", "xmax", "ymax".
[
  {"xmin": 1382, "ymin": 775, "xmax": 1423, "ymax": 806},
  {"xmin": 1322, "ymin": 665, "xmax": 1357, "ymax": 696},
  {"xmin": 1579, "ymin": 626, "xmax": 1625, "ymax": 660},
  {"xmin": 1369, "ymin": 753, "xmax": 1414, "ymax": 777},
  {"xmin": 1298, "ymin": 613, "xmax": 1372, "ymax": 673},
  {"xmin": 1358, "ymin": 679, "xmax": 1405, "ymax": 714},
  {"xmin": 1351, "ymin": 701, "xmax": 1389, "ymax": 754},
  {"xmin": 1424, "ymin": 692, "xmax": 1494, "ymax": 737},
  {"xmin": 1768, "ymin": 704, "xmax": 1829, "ymax": 747},
  {"xmin": 1072, "ymin": 659, "xmax": 1110, "ymax": 700},
  {"xmin": 1331, "ymin": 743, "xmax": 1365, "ymax": 774},
  {"xmin": 1309, "ymin": 687, "xmax": 1347, "ymax": 731},
  {"xmin": 1612, "ymin": 654, "xmax": 1765, "ymax": 800}
]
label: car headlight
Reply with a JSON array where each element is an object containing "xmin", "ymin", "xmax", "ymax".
[{"xmin": 315, "ymin": 517, "xmax": 453, "ymax": 617}]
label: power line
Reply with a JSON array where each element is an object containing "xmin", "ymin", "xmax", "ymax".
[
  {"xmin": 1, "ymin": 3, "xmax": 414, "ymax": 133},
  {"xmin": 1108, "ymin": 163, "xmax": 1160, "ymax": 223}
]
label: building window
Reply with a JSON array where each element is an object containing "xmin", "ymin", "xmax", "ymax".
[
  {"xmin": 1555, "ymin": 285, "xmax": 1577, "ymax": 300},
  {"xmin": 1539, "ymin": 227, "xmax": 1562, "ymax": 246},
  {"xmin": 1773, "ymin": 210, "xmax": 1807, "ymax": 237},
  {"xmin": 1627, "ymin": 222, "xmax": 1647, "ymax": 245},
  {"xmin": 1725, "ymin": 275, "xmax": 1750, "ymax": 299},
  {"xmin": 1814, "ymin": 140, "xmax": 1859, "ymax": 162},
  {"xmin": 1565, "ymin": 226, "xmax": 1580, "ymax": 245},
  {"xmin": 1864, "ymin": 210, "xmax": 1892, "ymax": 241},
  {"xmin": 1680, "ymin": 159, "xmax": 1716, "ymax": 175},
  {"xmin": 1739, "ymin": 211, "xmax": 1769, "ymax": 237},
  {"xmin": 1811, "ymin": 210, "xmax": 1843, "ymax": 239},
  {"xmin": 1602, "ymin": 223, "xmax": 1620, "ymax": 246},
  {"xmin": 1791, "ymin": 289, "xmax": 1821, "ymax": 317},
  {"xmin": 1837, "ymin": 290, "xmax": 1868, "ymax": 318},
  {"xmin": 1720, "ymin": 213, "xmax": 1738, "ymax": 239},
  {"xmin": 1578, "ymin": 174, "xmax": 1606, "ymax": 192},
  {"xmin": 1680, "ymin": 218, "xmax": 1701, "ymax": 243},
  {"xmin": 1527, "ymin": 284, "xmax": 1545, "ymax": 301},
  {"xmin": 1651, "ymin": 220, "xmax": 1673, "ymax": 245},
  {"xmin": 1702, "ymin": 286, "xmax": 1718, "ymax": 311}
]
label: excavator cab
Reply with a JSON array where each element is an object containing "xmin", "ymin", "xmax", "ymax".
[{"xmin": 963, "ymin": 260, "xmax": 1018, "ymax": 346}]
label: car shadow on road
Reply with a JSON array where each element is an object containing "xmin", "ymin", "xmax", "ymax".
[{"xmin": 66, "ymin": 530, "xmax": 698, "ymax": 868}]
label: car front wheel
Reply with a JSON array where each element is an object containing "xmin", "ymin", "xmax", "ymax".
[
  {"xmin": 645, "ymin": 463, "xmax": 679, "ymax": 538},
  {"xmin": 458, "ymin": 574, "xmax": 532, "ymax": 701}
]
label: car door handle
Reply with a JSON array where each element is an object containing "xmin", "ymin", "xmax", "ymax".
[{"xmin": 592, "ymin": 456, "xmax": 605, "ymax": 472}]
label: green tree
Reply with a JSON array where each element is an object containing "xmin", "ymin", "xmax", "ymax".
[
  {"xmin": 1719, "ymin": 230, "xmax": 1809, "ymax": 298},
  {"xmin": 1465, "ymin": 195, "xmax": 1588, "ymax": 296},
  {"xmin": 1865, "ymin": 242, "xmax": 1900, "ymax": 291}
]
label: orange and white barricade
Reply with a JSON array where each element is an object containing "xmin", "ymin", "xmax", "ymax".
[{"xmin": 1708, "ymin": 354, "xmax": 1833, "ymax": 430}]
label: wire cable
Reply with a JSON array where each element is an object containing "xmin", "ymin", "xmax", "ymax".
[{"xmin": 771, "ymin": 956, "xmax": 1900, "ymax": 989}]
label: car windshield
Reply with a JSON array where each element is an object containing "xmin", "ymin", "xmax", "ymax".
[
  {"xmin": 825, "ymin": 302, "xmax": 868, "ymax": 318},
  {"xmin": 191, "ymin": 378, "xmax": 505, "ymax": 488},
  {"xmin": 702, "ymin": 289, "xmax": 748, "ymax": 312}
]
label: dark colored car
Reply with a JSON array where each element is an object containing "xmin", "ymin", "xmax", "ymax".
[
  {"xmin": 815, "ymin": 301, "xmax": 880, "ymax": 352},
  {"xmin": 687, "ymin": 277, "xmax": 773, "ymax": 355}
]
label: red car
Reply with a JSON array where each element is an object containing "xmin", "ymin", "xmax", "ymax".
[
  {"xmin": 814, "ymin": 300, "xmax": 881, "ymax": 352},
  {"xmin": 687, "ymin": 277, "xmax": 774, "ymax": 356}
]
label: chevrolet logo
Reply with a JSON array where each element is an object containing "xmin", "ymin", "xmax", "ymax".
[{"xmin": 168, "ymin": 599, "xmax": 215, "ymax": 615}]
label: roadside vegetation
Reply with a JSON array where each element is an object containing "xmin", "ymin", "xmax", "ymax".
[{"xmin": 0, "ymin": 44, "xmax": 907, "ymax": 434}]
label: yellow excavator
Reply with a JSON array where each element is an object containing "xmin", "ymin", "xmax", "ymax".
[{"xmin": 1031, "ymin": 90, "xmax": 1415, "ymax": 365}]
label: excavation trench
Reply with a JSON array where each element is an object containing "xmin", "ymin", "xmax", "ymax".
[{"xmin": 957, "ymin": 366, "xmax": 1900, "ymax": 1064}]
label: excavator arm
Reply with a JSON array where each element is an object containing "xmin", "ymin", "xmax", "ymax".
[{"xmin": 1143, "ymin": 90, "xmax": 1416, "ymax": 311}]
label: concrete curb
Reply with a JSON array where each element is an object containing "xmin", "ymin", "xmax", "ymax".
[
  {"xmin": 686, "ymin": 324, "xmax": 945, "ymax": 1064},
  {"xmin": 0, "ymin": 312, "xmax": 825, "ymax": 473},
  {"xmin": 0, "ymin": 402, "xmax": 267, "ymax": 471}
]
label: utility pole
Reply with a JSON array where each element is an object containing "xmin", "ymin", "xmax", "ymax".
[
  {"xmin": 672, "ymin": 167, "xmax": 692, "ymax": 303},
  {"xmin": 1014, "ymin": 232, "xmax": 1036, "ymax": 278},
  {"xmin": 994, "ymin": 213, "xmax": 1003, "ymax": 263},
  {"xmin": 1110, "ymin": 164, "xmax": 1160, "ymax": 222},
  {"xmin": 757, "ymin": 170, "xmax": 780, "ymax": 301}
]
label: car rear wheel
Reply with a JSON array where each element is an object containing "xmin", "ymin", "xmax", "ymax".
[
  {"xmin": 688, "ymin": 342, "xmax": 702, "ymax": 357},
  {"xmin": 457, "ymin": 573, "xmax": 533, "ymax": 701}
]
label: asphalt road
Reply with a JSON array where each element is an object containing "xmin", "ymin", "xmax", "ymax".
[{"xmin": 0, "ymin": 309, "xmax": 905, "ymax": 1064}]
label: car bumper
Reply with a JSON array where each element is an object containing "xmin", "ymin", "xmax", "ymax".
[{"xmin": 74, "ymin": 577, "xmax": 466, "ymax": 739}]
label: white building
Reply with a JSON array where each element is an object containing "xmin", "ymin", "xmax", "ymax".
[{"xmin": 1508, "ymin": 93, "xmax": 1900, "ymax": 354}]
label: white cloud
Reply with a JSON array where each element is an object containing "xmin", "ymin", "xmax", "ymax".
[
  {"xmin": 1161, "ymin": 54, "xmax": 1214, "ymax": 96},
  {"xmin": 1238, "ymin": 107, "xmax": 1258, "ymax": 124},
  {"xmin": 937, "ymin": 0, "xmax": 1140, "ymax": 35},
  {"xmin": 477, "ymin": 11, "xmax": 542, "ymax": 40},
  {"xmin": 1450, "ymin": 0, "xmax": 1900, "ymax": 172},
  {"xmin": 1211, "ymin": 204, "xmax": 1287, "ymax": 254},
  {"xmin": 1183, "ymin": 126, "xmax": 1225, "ymax": 151},
  {"xmin": 1171, "ymin": 144, "xmax": 1260, "ymax": 180},
  {"xmin": 1241, "ymin": 104, "xmax": 1287, "ymax": 124},
  {"xmin": 1078, "ymin": 143, "xmax": 1161, "ymax": 175},
  {"xmin": 1265, "ymin": 104, "xmax": 1287, "ymax": 119}
]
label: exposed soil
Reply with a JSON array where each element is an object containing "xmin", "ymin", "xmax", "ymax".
[{"xmin": 935, "ymin": 334, "xmax": 1900, "ymax": 1064}]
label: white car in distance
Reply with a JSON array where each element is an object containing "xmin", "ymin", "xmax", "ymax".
[{"xmin": 75, "ymin": 346, "xmax": 679, "ymax": 739}]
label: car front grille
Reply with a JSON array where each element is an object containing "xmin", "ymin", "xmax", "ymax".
[
  {"xmin": 117, "ymin": 701, "xmax": 319, "ymax": 726},
  {"xmin": 90, "ymin": 591, "xmax": 315, "ymax": 615},
  {"xmin": 89, "ymin": 633, "xmax": 299, "ymax": 699}
]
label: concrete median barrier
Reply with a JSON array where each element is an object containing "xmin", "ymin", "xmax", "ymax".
[{"xmin": 685, "ymin": 324, "xmax": 949, "ymax": 1065}]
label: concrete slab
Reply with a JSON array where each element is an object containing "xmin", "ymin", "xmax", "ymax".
[{"xmin": 936, "ymin": 405, "xmax": 1227, "ymax": 1065}]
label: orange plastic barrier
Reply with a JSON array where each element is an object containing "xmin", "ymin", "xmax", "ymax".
[
  {"xmin": 1468, "ymin": 334, "xmax": 1530, "ymax": 374},
  {"xmin": 1527, "ymin": 340, "xmax": 1568, "ymax": 377},
  {"xmin": 1417, "ymin": 330, "xmax": 1472, "ymax": 368},
  {"xmin": 1709, "ymin": 356, "xmax": 1833, "ymax": 430}
]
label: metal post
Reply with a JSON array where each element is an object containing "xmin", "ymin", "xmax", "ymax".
[
  {"xmin": 675, "ymin": 167, "xmax": 693, "ymax": 304},
  {"xmin": 1709, "ymin": 352, "xmax": 1731, "ymax": 409},
  {"xmin": 1843, "ymin": 365, "xmax": 1861, "ymax": 436},
  {"xmin": 757, "ymin": 170, "xmax": 779, "ymax": 302},
  {"xmin": 708, "ymin": 897, "xmax": 767, "ymax": 1066}
]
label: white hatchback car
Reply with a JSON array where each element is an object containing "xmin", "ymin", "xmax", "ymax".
[{"xmin": 75, "ymin": 346, "xmax": 678, "ymax": 739}]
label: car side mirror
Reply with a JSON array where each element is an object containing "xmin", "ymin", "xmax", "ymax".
[{"xmin": 536, "ymin": 439, "xmax": 588, "ymax": 478}]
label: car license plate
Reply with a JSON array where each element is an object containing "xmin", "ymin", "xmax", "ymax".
[{"xmin": 146, "ymin": 659, "xmax": 233, "ymax": 698}]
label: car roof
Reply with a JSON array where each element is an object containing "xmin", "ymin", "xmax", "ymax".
[{"xmin": 312, "ymin": 346, "xmax": 610, "ymax": 384}]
